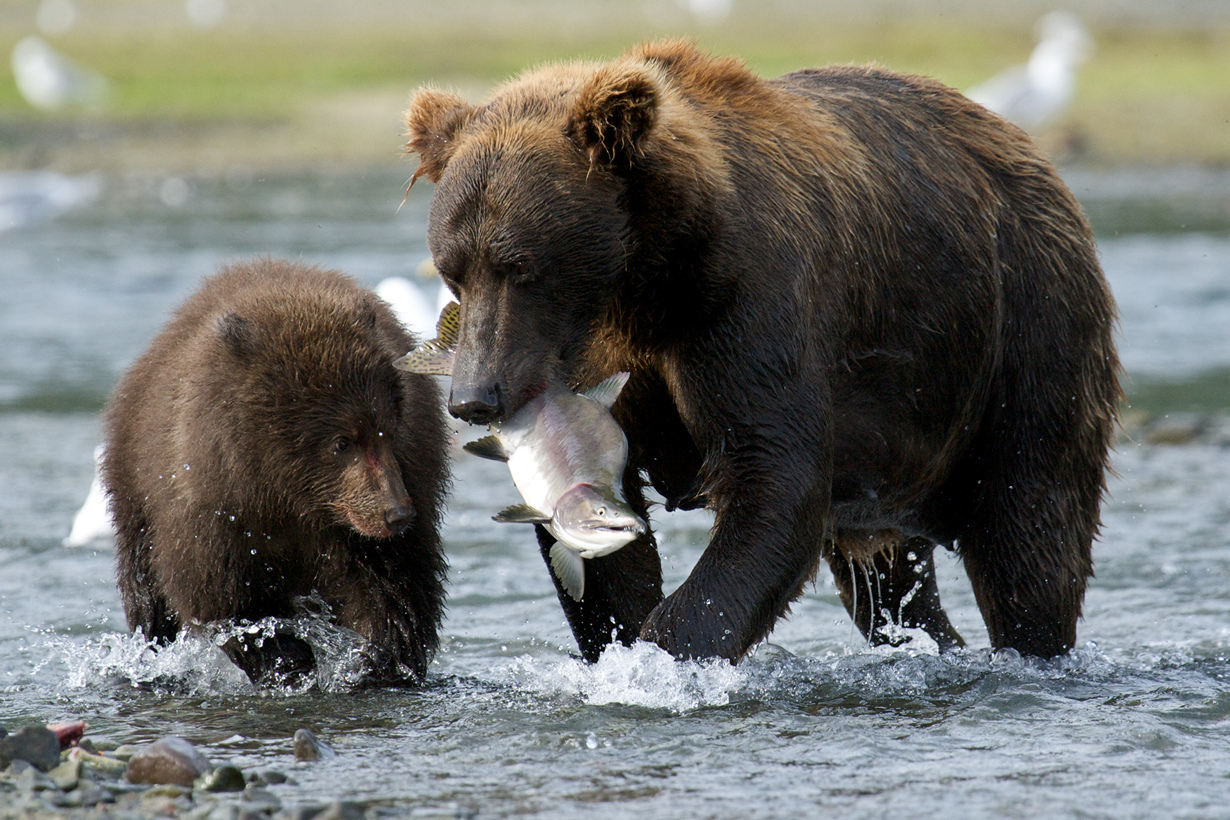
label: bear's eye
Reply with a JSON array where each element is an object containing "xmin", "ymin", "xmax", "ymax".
[
  {"xmin": 332, "ymin": 436, "xmax": 352, "ymax": 455},
  {"xmin": 498, "ymin": 259, "xmax": 537, "ymax": 285}
]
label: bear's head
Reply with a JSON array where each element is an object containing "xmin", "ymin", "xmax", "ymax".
[
  {"xmin": 213, "ymin": 298, "xmax": 418, "ymax": 540},
  {"xmin": 403, "ymin": 43, "xmax": 733, "ymax": 423}
]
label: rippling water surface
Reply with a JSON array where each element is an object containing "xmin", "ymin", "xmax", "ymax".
[{"xmin": 1, "ymin": 167, "xmax": 1228, "ymax": 818}]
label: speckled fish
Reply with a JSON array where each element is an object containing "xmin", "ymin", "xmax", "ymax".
[
  {"xmin": 394, "ymin": 303, "xmax": 646, "ymax": 601},
  {"xmin": 393, "ymin": 300, "xmax": 460, "ymax": 376}
]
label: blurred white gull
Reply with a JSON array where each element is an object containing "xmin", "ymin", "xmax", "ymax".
[
  {"xmin": 65, "ymin": 445, "xmax": 114, "ymax": 547},
  {"xmin": 0, "ymin": 170, "xmax": 101, "ymax": 232},
  {"xmin": 966, "ymin": 11, "xmax": 1093, "ymax": 132},
  {"xmin": 11, "ymin": 35, "xmax": 107, "ymax": 111},
  {"xmin": 375, "ymin": 258, "xmax": 452, "ymax": 342}
]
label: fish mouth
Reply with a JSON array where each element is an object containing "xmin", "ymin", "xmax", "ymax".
[{"xmin": 578, "ymin": 517, "xmax": 646, "ymax": 535}]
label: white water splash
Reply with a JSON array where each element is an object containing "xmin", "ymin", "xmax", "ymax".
[
  {"xmin": 501, "ymin": 640, "xmax": 747, "ymax": 712},
  {"xmin": 59, "ymin": 630, "xmax": 251, "ymax": 694},
  {"xmin": 55, "ymin": 595, "xmax": 383, "ymax": 694}
]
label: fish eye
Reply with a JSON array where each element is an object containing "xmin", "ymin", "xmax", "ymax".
[{"xmin": 596, "ymin": 506, "xmax": 607, "ymax": 517}]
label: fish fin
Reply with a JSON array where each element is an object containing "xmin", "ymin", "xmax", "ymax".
[
  {"xmin": 463, "ymin": 435, "xmax": 509, "ymax": 462},
  {"xmin": 435, "ymin": 301, "xmax": 461, "ymax": 348},
  {"xmin": 581, "ymin": 371, "xmax": 631, "ymax": 409},
  {"xmin": 393, "ymin": 347, "xmax": 454, "ymax": 375},
  {"xmin": 550, "ymin": 543, "xmax": 585, "ymax": 602},
  {"xmin": 493, "ymin": 503, "xmax": 551, "ymax": 524},
  {"xmin": 392, "ymin": 302, "xmax": 460, "ymax": 375}
]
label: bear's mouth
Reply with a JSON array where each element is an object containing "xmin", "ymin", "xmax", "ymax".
[{"xmin": 331, "ymin": 504, "xmax": 394, "ymax": 540}]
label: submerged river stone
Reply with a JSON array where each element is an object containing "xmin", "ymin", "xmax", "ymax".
[
  {"xmin": 293, "ymin": 728, "xmax": 336, "ymax": 762},
  {"xmin": 126, "ymin": 736, "xmax": 213, "ymax": 787},
  {"xmin": 198, "ymin": 763, "xmax": 246, "ymax": 792}
]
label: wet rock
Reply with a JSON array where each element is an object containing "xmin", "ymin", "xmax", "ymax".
[
  {"xmin": 247, "ymin": 768, "xmax": 290, "ymax": 786},
  {"xmin": 0, "ymin": 725, "xmax": 62, "ymax": 771},
  {"xmin": 139, "ymin": 786, "xmax": 195, "ymax": 816},
  {"xmin": 292, "ymin": 729, "xmax": 336, "ymax": 762},
  {"xmin": 281, "ymin": 804, "xmax": 328, "ymax": 820},
  {"xmin": 191, "ymin": 804, "xmax": 244, "ymax": 820},
  {"xmin": 143, "ymin": 783, "xmax": 194, "ymax": 798},
  {"xmin": 48, "ymin": 755, "xmax": 82, "ymax": 790},
  {"xmin": 296, "ymin": 801, "xmax": 365, "ymax": 820},
  {"xmin": 200, "ymin": 763, "xmax": 248, "ymax": 792},
  {"xmin": 70, "ymin": 746, "xmax": 131, "ymax": 777},
  {"xmin": 112, "ymin": 743, "xmax": 141, "ymax": 761},
  {"xmin": 242, "ymin": 784, "xmax": 283, "ymax": 812},
  {"xmin": 3, "ymin": 758, "xmax": 35, "ymax": 777},
  {"xmin": 48, "ymin": 782, "xmax": 115, "ymax": 808},
  {"xmin": 127, "ymin": 736, "xmax": 213, "ymax": 787},
  {"xmin": 15, "ymin": 764, "xmax": 57, "ymax": 792}
]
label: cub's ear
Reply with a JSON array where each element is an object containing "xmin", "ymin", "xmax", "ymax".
[
  {"xmin": 567, "ymin": 65, "xmax": 659, "ymax": 173},
  {"xmin": 403, "ymin": 88, "xmax": 474, "ymax": 185},
  {"xmin": 217, "ymin": 312, "xmax": 258, "ymax": 359}
]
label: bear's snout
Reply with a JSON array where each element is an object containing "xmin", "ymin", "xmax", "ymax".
[
  {"xmin": 384, "ymin": 501, "xmax": 416, "ymax": 536},
  {"xmin": 449, "ymin": 381, "xmax": 505, "ymax": 425}
]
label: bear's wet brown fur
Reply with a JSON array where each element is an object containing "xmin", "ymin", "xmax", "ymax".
[
  {"xmin": 102, "ymin": 258, "xmax": 450, "ymax": 686},
  {"xmin": 403, "ymin": 41, "xmax": 1120, "ymax": 662}
]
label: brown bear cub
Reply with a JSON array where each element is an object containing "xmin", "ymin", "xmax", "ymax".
[
  {"xmin": 102, "ymin": 258, "xmax": 450, "ymax": 687},
  {"xmin": 403, "ymin": 40, "xmax": 1121, "ymax": 663}
]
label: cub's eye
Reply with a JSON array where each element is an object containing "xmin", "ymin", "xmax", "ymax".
[{"xmin": 332, "ymin": 436, "xmax": 352, "ymax": 455}]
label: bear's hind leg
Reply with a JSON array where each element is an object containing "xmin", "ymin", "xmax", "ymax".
[
  {"xmin": 825, "ymin": 533, "xmax": 964, "ymax": 651},
  {"xmin": 957, "ymin": 484, "xmax": 1095, "ymax": 658},
  {"xmin": 953, "ymin": 396, "xmax": 1109, "ymax": 657}
]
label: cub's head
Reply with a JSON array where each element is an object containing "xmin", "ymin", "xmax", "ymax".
[
  {"xmin": 403, "ymin": 44, "xmax": 731, "ymax": 423},
  {"xmin": 213, "ymin": 277, "xmax": 436, "ymax": 541}
]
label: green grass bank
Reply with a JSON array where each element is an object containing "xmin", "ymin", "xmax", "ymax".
[{"xmin": 1, "ymin": 1, "xmax": 1227, "ymax": 172}]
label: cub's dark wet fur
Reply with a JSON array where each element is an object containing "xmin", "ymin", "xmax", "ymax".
[{"xmin": 103, "ymin": 258, "xmax": 450, "ymax": 686}]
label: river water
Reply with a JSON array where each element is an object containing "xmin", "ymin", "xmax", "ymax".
[{"xmin": 1, "ymin": 166, "xmax": 1228, "ymax": 818}]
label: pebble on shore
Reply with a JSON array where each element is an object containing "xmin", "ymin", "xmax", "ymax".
[{"xmin": 0, "ymin": 720, "xmax": 429, "ymax": 820}]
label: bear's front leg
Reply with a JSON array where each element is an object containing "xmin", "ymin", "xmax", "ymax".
[
  {"xmin": 639, "ymin": 448, "xmax": 831, "ymax": 661},
  {"xmin": 537, "ymin": 523, "xmax": 664, "ymax": 662}
]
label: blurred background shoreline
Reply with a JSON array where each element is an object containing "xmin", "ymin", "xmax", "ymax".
[{"xmin": 2, "ymin": 0, "xmax": 1229, "ymax": 175}]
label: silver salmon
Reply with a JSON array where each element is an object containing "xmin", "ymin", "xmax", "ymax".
[{"xmin": 394, "ymin": 302, "xmax": 647, "ymax": 601}]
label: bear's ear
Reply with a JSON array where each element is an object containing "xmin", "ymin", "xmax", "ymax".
[
  {"xmin": 567, "ymin": 65, "xmax": 660, "ymax": 173},
  {"xmin": 403, "ymin": 88, "xmax": 474, "ymax": 185},
  {"xmin": 217, "ymin": 312, "xmax": 258, "ymax": 359}
]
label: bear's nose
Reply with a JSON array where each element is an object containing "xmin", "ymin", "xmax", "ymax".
[
  {"xmin": 384, "ymin": 502, "xmax": 415, "ymax": 536},
  {"xmin": 449, "ymin": 383, "xmax": 505, "ymax": 425}
]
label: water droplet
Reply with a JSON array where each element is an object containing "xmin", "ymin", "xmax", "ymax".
[
  {"xmin": 585, "ymin": 733, "xmax": 598, "ymax": 750},
  {"xmin": 250, "ymin": 549, "xmax": 257, "ymax": 555}
]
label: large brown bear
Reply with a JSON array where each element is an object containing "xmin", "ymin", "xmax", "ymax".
[
  {"xmin": 102, "ymin": 258, "xmax": 450, "ymax": 687},
  {"xmin": 403, "ymin": 41, "xmax": 1120, "ymax": 662}
]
